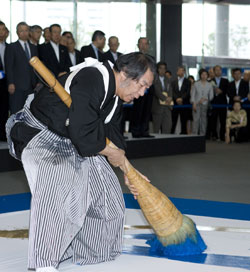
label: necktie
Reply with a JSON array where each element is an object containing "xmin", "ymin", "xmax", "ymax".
[{"xmin": 24, "ymin": 42, "xmax": 30, "ymax": 59}]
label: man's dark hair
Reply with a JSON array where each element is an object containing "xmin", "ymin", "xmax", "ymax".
[
  {"xmin": 62, "ymin": 31, "xmax": 73, "ymax": 38},
  {"xmin": 30, "ymin": 25, "xmax": 42, "ymax": 32},
  {"xmin": 138, "ymin": 37, "xmax": 148, "ymax": 44},
  {"xmin": 0, "ymin": 21, "xmax": 5, "ymax": 27},
  {"xmin": 166, "ymin": 70, "xmax": 172, "ymax": 75},
  {"xmin": 156, "ymin": 61, "xmax": 167, "ymax": 73},
  {"xmin": 232, "ymin": 68, "xmax": 242, "ymax": 74},
  {"xmin": 49, "ymin": 24, "xmax": 61, "ymax": 32},
  {"xmin": 114, "ymin": 52, "xmax": 156, "ymax": 81},
  {"xmin": 213, "ymin": 65, "xmax": 222, "ymax": 71},
  {"xmin": 177, "ymin": 65, "xmax": 186, "ymax": 72},
  {"xmin": 16, "ymin": 22, "xmax": 29, "ymax": 32},
  {"xmin": 92, "ymin": 30, "xmax": 105, "ymax": 42},
  {"xmin": 199, "ymin": 68, "xmax": 208, "ymax": 79}
]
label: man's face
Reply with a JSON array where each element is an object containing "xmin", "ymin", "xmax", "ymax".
[
  {"xmin": 233, "ymin": 70, "xmax": 242, "ymax": 81},
  {"xmin": 177, "ymin": 68, "xmax": 185, "ymax": 78},
  {"xmin": 43, "ymin": 28, "xmax": 51, "ymax": 42},
  {"xmin": 50, "ymin": 26, "xmax": 61, "ymax": 44},
  {"xmin": 96, "ymin": 36, "xmax": 106, "ymax": 50},
  {"xmin": 0, "ymin": 25, "xmax": 7, "ymax": 41},
  {"xmin": 214, "ymin": 66, "xmax": 222, "ymax": 77},
  {"xmin": 243, "ymin": 72, "xmax": 250, "ymax": 82},
  {"xmin": 208, "ymin": 68, "xmax": 215, "ymax": 79},
  {"xmin": 138, "ymin": 38, "xmax": 149, "ymax": 53},
  {"xmin": 67, "ymin": 38, "xmax": 75, "ymax": 52},
  {"xmin": 60, "ymin": 35, "xmax": 68, "ymax": 46},
  {"xmin": 158, "ymin": 65, "xmax": 166, "ymax": 77},
  {"xmin": 31, "ymin": 29, "xmax": 42, "ymax": 43},
  {"xmin": 17, "ymin": 25, "xmax": 29, "ymax": 41},
  {"xmin": 108, "ymin": 37, "xmax": 119, "ymax": 53},
  {"xmin": 117, "ymin": 68, "xmax": 154, "ymax": 102}
]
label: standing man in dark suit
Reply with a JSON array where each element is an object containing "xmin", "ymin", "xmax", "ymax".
[
  {"xmin": 228, "ymin": 68, "xmax": 250, "ymax": 140},
  {"xmin": 67, "ymin": 37, "xmax": 82, "ymax": 66},
  {"xmin": 29, "ymin": 25, "xmax": 42, "ymax": 46},
  {"xmin": 80, "ymin": 30, "xmax": 105, "ymax": 62},
  {"xmin": 228, "ymin": 68, "xmax": 249, "ymax": 105},
  {"xmin": 130, "ymin": 37, "xmax": 155, "ymax": 138},
  {"xmin": 39, "ymin": 24, "xmax": 71, "ymax": 78},
  {"xmin": 0, "ymin": 21, "xmax": 9, "ymax": 140},
  {"xmin": 103, "ymin": 36, "xmax": 122, "ymax": 64},
  {"xmin": 211, "ymin": 65, "xmax": 229, "ymax": 141},
  {"xmin": 5, "ymin": 22, "xmax": 38, "ymax": 114},
  {"xmin": 171, "ymin": 66, "xmax": 191, "ymax": 134},
  {"xmin": 152, "ymin": 61, "xmax": 173, "ymax": 134}
]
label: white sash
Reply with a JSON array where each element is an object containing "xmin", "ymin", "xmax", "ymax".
[{"xmin": 65, "ymin": 57, "xmax": 118, "ymax": 124}]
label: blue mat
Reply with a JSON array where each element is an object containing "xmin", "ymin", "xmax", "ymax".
[{"xmin": 1, "ymin": 193, "xmax": 250, "ymax": 221}]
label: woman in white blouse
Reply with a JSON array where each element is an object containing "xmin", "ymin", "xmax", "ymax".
[{"xmin": 191, "ymin": 69, "xmax": 214, "ymax": 135}]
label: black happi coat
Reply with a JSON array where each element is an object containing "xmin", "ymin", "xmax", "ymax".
[{"xmin": 13, "ymin": 61, "xmax": 126, "ymax": 157}]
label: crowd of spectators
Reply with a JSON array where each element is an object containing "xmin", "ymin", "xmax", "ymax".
[
  {"xmin": 0, "ymin": 20, "xmax": 250, "ymax": 144},
  {"xmin": 151, "ymin": 63, "xmax": 250, "ymax": 143}
]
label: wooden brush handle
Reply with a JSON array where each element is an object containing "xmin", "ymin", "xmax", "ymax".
[{"xmin": 29, "ymin": 56, "xmax": 72, "ymax": 108}]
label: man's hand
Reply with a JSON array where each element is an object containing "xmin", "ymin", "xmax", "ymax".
[
  {"xmin": 8, "ymin": 84, "xmax": 15, "ymax": 95},
  {"xmin": 124, "ymin": 170, "xmax": 150, "ymax": 200},
  {"xmin": 100, "ymin": 145, "xmax": 125, "ymax": 168},
  {"xmin": 107, "ymin": 148, "xmax": 125, "ymax": 168},
  {"xmin": 176, "ymin": 98, "xmax": 183, "ymax": 105},
  {"xmin": 215, "ymin": 87, "xmax": 222, "ymax": 95}
]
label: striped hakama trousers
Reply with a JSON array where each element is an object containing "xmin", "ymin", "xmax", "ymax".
[{"xmin": 6, "ymin": 106, "xmax": 125, "ymax": 269}]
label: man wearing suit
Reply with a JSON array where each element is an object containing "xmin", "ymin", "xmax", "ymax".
[
  {"xmin": 211, "ymin": 65, "xmax": 229, "ymax": 141},
  {"xmin": 103, "ymin": 36, "xmax": 122, "ymax": 64},
  {"xmin": 130, "ymin": 37, "xmax": 155, "ymax": 138},
  {"xmin": 39, "ymin": 24, "xmax": 71, "ymax": 78},
  {"xmin": 29, "ymin": 25, "xmax": 42, "ymax": 46},
  {"xmin": 152, "ymin": 61, "xmax": 173, "ymax": 134},
  {"xmin": 5, "ymin": 22, "xmax": 38, "ymax": 114},
  {"xmin": 80, "ymin": 30, "xmax": 105, "ymax": 62},
  {"xmin": 67, "ymin": 37, "xmax": 81, "ymax": 66},
  {"xmin": 171, "ymin": 66, "xmax": 191, "ymax": 134},
  {"xmin": 228, "ymin": 68, "xmax": 249, "ymax": 105},
  {"xmin": 0, "ymin": 21, "xmax": 8, "ymax": 140},
  {"xmin": 228, "ymin": 68, "xmax": 250, "ymax": 140}
]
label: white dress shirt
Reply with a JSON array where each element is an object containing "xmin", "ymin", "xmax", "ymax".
[
  {"xmin": 159, "ymin": 76, "xmax": 165, "ymax": 90},
  {"xmin": 178, "ymin": 76, "xmax": 184, "ymax": 91},
  {"xmin": 0, "ymin": 42, "xmax": 6, "ymax": 70},
  {"xmin": 235, "ymin": 80, "xmax": 240, "ymax": 95},
  {"xmin": 50, "ymin": 41, "xmax": 60, "ymax": 62},
  {"xmin": 91, "ymin": 43, "xmax": 99, "ymax": 60},
  {"xmin": 111, "ymin": 51, "xmax": 118, "ymax": 62},
  {"xmin": 18, "ymin": 39, "xmax": 31, "ymax": 59},
  {"xmin": 69, "ymin": 51, "xmax": 76, "ymax": 66}
]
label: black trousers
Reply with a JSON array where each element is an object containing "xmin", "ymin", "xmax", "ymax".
[
  {"xmin": 171, "ymin": 108, "xmax": 187, "ymax": 134},
  {"xmin": 130, "ymin": 92, "xmax": 153, "ymax": 137},
  {"xmin": 0, "ymin": 79, "xmax": 9, "ymax": 140},
  {"xmin": 211, "ymin": 107, "xmax": 227, "ymax": 141}
]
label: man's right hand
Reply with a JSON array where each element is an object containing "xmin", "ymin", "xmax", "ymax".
[
  {"xmin": 8, "ymin": 84, "xmax": 15, "ymax": 95},
  {"xmin": 100, "ymin": 145, "xmax": 126, "ymax": 168}
]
